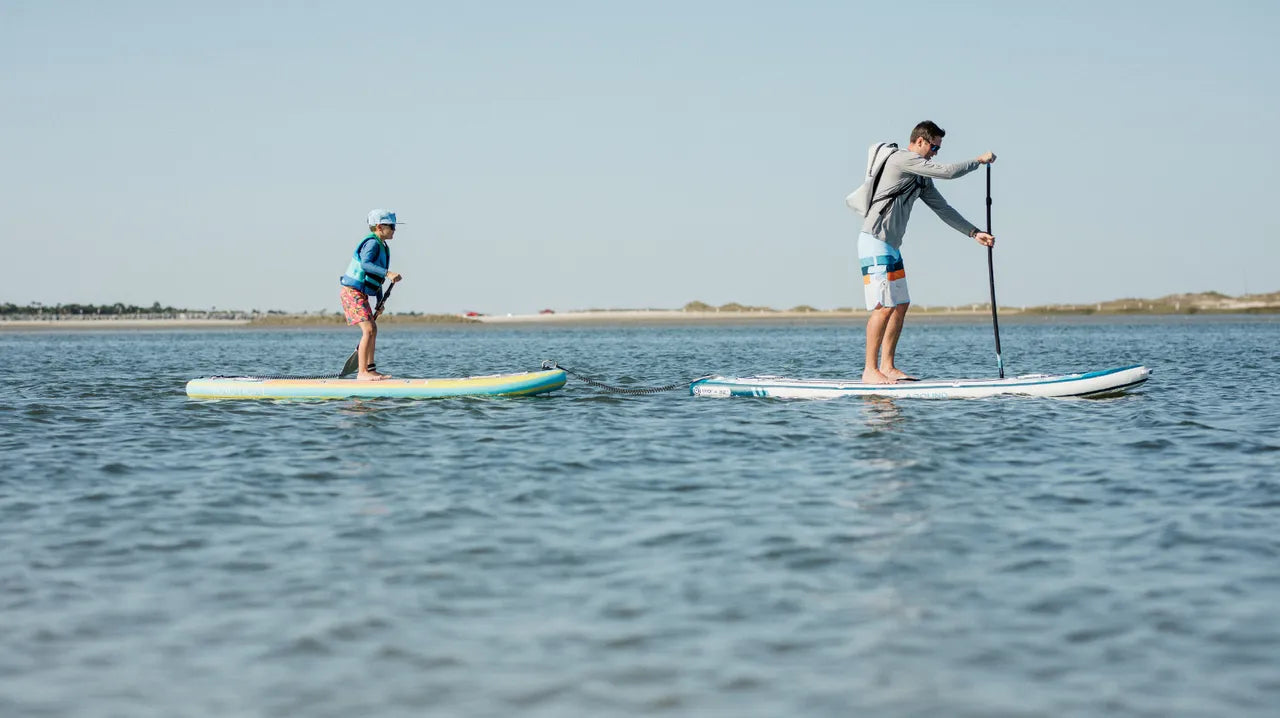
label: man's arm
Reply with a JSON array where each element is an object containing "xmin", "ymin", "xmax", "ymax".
[
  {"xmin": 898, "ymin": 153, "xmax": 981, "ymax": 180},
  {"xmin": 919, "ymin": 181, "xmax": 980, "ymax": 237}
]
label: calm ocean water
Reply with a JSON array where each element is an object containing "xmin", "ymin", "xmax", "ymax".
[{"xmin": 2, "ymin": 316, "xmax": 1278, "ymax": 717}]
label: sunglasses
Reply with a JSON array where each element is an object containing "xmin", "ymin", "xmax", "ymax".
[
  {"xmin": 381, "ymin": 224, "xmax": 397, "ymax": 230},
  {"xmin": 929, "ymin": 143, "xmax": 941, "ymax": 152}
]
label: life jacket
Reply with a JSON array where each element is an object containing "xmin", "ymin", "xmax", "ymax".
[
  {"xmin": 340, "ymin": 233, "xmax": 391, "ymax": 297},
  {"xmin": 845, "ymin": 142, "xmax": 919, "ymax": 218}
]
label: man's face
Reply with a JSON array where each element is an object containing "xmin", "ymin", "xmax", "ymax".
[{"xmin": 917, "ymin": 136, "xmax": 941, "ymax": 159}]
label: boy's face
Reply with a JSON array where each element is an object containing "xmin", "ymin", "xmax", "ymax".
[{"xmin": 374, "ymin": 224, "xmax": 396, "ymax": 240}]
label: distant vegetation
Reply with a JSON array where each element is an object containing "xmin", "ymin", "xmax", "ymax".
[
  {"xmin": 681, "ymin": 291, "xmax": 1280, "ymax": 315},
  {"xmin": 682, "ymin": 300, "xmax": 779, "ymax": 312},
  {"xmin": 4, "ymin": 291, "xmax": 1278, "ymax": 322},
  {"xmin": 1, "ymin": 301, "xmax": 186, "ymax": 316},
  {"xmin": 0, "ymin": 300, "xmax": 476, "ymax": 324},
  {"xmin": 1016, "ymin": 291, "xmax": 1280, "ymax": 315},
  {"xmin": 0, "ymin": 301, "xmax": 253, "ymax": 320}
]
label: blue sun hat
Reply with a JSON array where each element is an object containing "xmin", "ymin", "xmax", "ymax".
[{"xmin": 367, "ymin": 209, "xmax": 402, "ymax": 227}]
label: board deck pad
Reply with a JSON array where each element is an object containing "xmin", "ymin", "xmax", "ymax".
[{"xmin": 689, "ymin": 365, "xmax": 1150, "ymax": 400}]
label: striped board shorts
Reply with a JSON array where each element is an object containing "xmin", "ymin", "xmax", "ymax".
[{"xmin": 857, "ymin": 232, "xmax": 909, "ymax": 310}]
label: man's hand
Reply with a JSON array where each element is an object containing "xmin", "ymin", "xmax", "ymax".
[
  {"xmin": 976, "ymin": 152, "xmax": 997, "ymax": 164},
  {"xmin": 973, "ymin": 231, "xmax": 995, "ymax": 247}
]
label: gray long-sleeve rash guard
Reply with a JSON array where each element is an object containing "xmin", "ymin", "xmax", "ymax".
[{"xmin": 860, "ymin": 151, "xmax": 982, "ymax": 250}]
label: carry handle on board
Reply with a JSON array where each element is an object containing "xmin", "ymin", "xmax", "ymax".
[{"xmin": 340, "ymin": 281, "xmax": 395, "ymax": 377}]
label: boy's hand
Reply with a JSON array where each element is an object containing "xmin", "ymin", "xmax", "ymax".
[{"xmin": 387, "ymin": 272, "xmax": 402, "ymax": 283}]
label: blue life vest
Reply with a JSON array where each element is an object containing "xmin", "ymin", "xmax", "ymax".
[{"xmin": 340, "ymin": 233, "xmax": 391, "ymax": 299}]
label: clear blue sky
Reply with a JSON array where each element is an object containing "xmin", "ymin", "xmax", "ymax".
[{"xmin": 3, "ymin": 1, "xmax": 1276, "ymax": 314}]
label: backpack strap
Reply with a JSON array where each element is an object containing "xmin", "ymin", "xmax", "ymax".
[
  {"xmin": 870, "ymin": 178, "xmax": 925, "ymax": 218},
  {"xmin": 865, "ymin": 149, "xmax": 926, "ymax": 217},
  {"xmin": 866, "ymin": 143, "xmax": 894, "ymax": 194}
]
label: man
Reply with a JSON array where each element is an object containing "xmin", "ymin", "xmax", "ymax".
[{"xmin": 858, "ymin": 121, "xmax": 996, "ymax": 383}]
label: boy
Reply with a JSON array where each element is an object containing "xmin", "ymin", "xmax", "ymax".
[{"xmin": 340, "ymin": 209, "xmax": 403, "ymax": 381}]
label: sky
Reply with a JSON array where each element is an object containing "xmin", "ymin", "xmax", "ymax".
[{"xmin": 2, "ymin": 0, "xmax": 1277, "ymax": 315}]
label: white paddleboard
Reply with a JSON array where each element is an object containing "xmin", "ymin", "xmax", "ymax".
[{"xmin": 690, "ymin": 365, "xmax": 1150, "ymax": 400}]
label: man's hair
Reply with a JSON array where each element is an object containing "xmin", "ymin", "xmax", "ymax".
[{"xmin": 910, "ymin": 121, "xmax": 945, "ymax": 144}]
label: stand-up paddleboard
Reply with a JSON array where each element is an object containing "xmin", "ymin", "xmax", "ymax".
[
  {"xmin": 186, "ymin": 368, "xmax": 567, "ymax": 400},
  {"xmin": 690, "ymin": 365, "xmax": 1150, "ymax": 400}
]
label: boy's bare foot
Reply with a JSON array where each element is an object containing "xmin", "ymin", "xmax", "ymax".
[
  {"xmin": 862, "ymin": 368, "xmax": 895, "ymax": 384},
  {"xmin": 356, "ymin": 371, "xmax": 390, "ymax": 381},
  {"xmin": 882, "ymin": 368, "xmax": 919, "ymax": 381}
]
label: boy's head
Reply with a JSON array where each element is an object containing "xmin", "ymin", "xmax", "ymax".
[{"xmin": 367, "ymin": 209, "xmax": 399, "ymax": 239}]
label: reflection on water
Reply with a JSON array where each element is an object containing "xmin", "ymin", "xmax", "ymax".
[{"xmin": 858, "ymin": 395, "xmax": 905, "ymax": 429}]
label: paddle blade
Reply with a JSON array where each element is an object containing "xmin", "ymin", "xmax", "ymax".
[{"xmin": 340, "ymin": 347, "xmax": 360, "ymax": 377}]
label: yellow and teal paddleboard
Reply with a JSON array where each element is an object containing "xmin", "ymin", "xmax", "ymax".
[{"xmin": 186, "ymin": 368, "xmax": 566, "ymax": 400}]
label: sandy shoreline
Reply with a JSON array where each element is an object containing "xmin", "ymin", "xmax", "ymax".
[{"xmin": 474, "ymin": 309, "xmax": 948, "ymax": 324}]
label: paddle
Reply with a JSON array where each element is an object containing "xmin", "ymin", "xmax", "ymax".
[
  {"xmin": 986, "ymin": 164, "xmax": 1004, "ymax": 378},
  {"xmin": 340, "ymin": 281, "xmax": 395, "ymax": 377}
]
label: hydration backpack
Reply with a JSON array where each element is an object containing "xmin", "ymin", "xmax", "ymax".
[{"xmin": 845, "ymin": 142, "xmax": 900, "ymax": 217}]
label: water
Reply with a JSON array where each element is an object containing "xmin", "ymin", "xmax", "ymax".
[{"xmin": 2, "ymin": 316, "xmax": 1278, "ymax": 717}]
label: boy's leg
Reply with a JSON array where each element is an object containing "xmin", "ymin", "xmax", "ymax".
[
  {"xmin": 342, "ymin": 286, "xmax": 388, "ymax": 381},
  {"xmin": 356, "ymin": 321, "xmax": 387, "ymax": 381}
]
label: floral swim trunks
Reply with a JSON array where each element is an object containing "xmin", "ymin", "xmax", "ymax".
[{"xmin": 340, "ymin": 286, "xmax": 374, "ymax": 325}]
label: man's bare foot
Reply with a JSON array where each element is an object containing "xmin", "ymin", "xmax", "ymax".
[
  {"xmin": 356, "ymin": 371, "xmax": 390, "ymax": 381},
  {"xmin": 882, "ymin": 368, "xmax": 919, "ymax": 381},
  {"xmin": 862, "ymin": 368, "xmax": 895, "ymax": 384}
]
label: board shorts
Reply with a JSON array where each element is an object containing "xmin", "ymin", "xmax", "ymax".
[
  {"xmin": 340, "ymin": 285, "xmax": 374, "ymax": 325},
  {"xmin": 857, "ymin": 232, "xmax": 909, "ymax": 310}
]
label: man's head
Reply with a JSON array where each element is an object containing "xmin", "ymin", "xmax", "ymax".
[
  {"xmin": 908, "ymin": 121, "xmax": 945, "ymax": 159},
  {"xmin": 368, "ymin": 209, "xmax": 399, "ymax": 240}
]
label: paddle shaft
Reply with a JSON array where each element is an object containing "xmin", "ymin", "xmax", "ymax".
[
  {"xmin": 372, "ymin": 281, "xmax": 394, "ymax": 319},
  {"xmin": 986, "ymin": 165, "xmax": 1004, "ymax": 378},
  {"xmin": 341, "ymin": 281, "xmax": 395, "ymax": 376}
]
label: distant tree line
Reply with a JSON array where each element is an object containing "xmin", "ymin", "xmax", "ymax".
[
  {"xmin": 0, "ymin": 301, "xmax": 289, "ymax": 320},
  {"xmin": 1, "ymin": 301, "xmax": 183, "ymax": 316}
]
